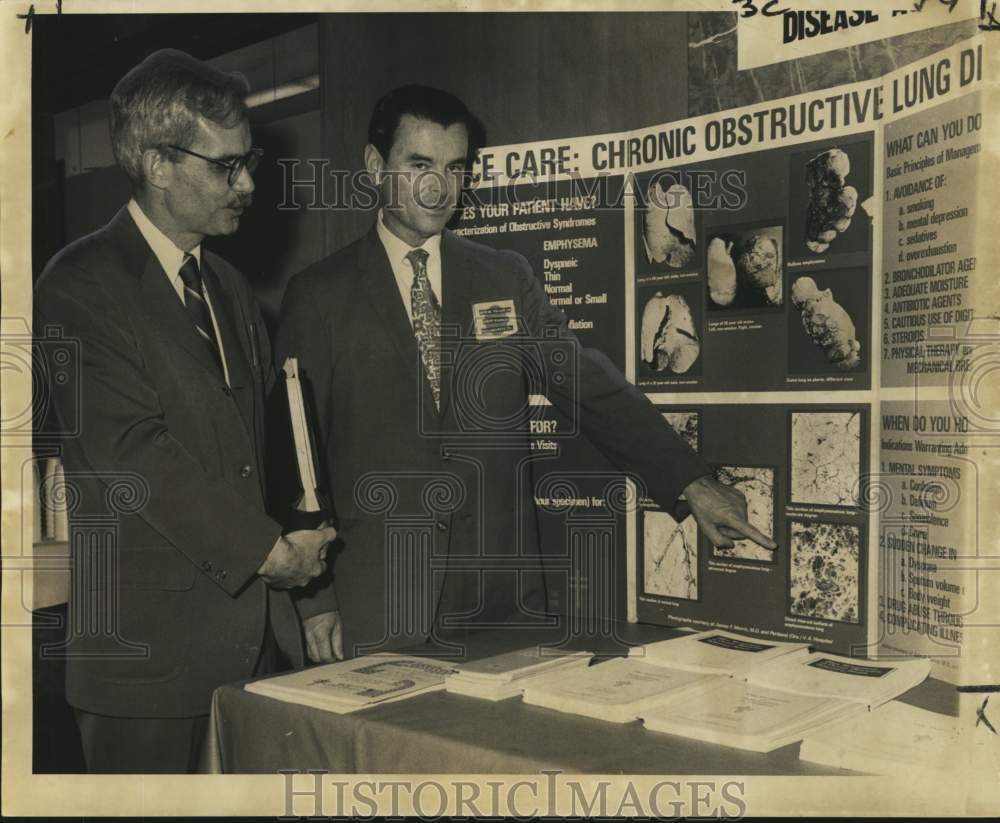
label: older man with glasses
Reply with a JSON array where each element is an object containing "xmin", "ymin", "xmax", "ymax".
[{"xmin": 34, "ymin": 49, "xmax": 339, "ymax": 773}]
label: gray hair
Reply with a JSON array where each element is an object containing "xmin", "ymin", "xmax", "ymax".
[{"xmin": 110, "ymin": 49, "xmax": 250, "ymax": 186}]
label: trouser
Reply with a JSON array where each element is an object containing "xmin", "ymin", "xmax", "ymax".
[
  {"xmin": 74, "ymin": 711, "xmax": 211, "ymax": 774},
  {"xmin": 74, "ymin": 615, "xmax": 283, "ymax": 774}
]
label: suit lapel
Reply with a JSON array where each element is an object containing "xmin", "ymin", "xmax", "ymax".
[
  {"xmin": 360, "ymin": 229, "xmax": 421, "ymax": 370},
  {"xmin": 359, "ymin": 228, "xmax": 441, "ymax": 423},
  {"xmin": 201, "ymin": 256, "xmax": 254, "ymax": 441},
  {"xmin": 439, "ymin": 232, "xmax": 529, "ymax": 423},
  {"xmin": 438, "ymin": 232, "xmax": 473, "ymax": 422},
  {"xmin": 131, "ymin": 238, "xmax": 225, "ymax": 379},
  {"xmin": 110, "ymin": 208, "xmax": 254, "ymax": 441}
]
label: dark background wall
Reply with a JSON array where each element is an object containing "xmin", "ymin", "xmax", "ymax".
[{"xmin": 317, "ymin": 12, "xmax": 688, "ymax": 252}]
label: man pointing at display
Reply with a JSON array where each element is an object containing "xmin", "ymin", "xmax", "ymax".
[{"xmin": 277, "ymin": 84, "xmax": 776, "ymax": 660}]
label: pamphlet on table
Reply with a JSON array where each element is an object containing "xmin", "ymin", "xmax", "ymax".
[
  {"xmin": 521, "ymin": 630, "xmax": 807, "ymax": 723},
  {"xmin": 244, "ymin": 654, "xmax": 459, "ymax": 714},
  {"xmin": 640, "ymin": 651, "xmax": 931, "ymax": 752},
  {"xmin": 798, "ymin": 697, "xmax": 1000, "ymax": 776},
  {"xmin": 445, "ymin": 647, "xmax": 593, "ymax": 701}
]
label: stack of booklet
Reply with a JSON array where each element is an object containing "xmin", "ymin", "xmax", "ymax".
[
  {"xmin": 798, "ymin": 697, "xmax": 999, "ymax": 776},
  {"xmin": 627, "ymin": 630, "xmax": 811, "ymax": 674},
  {"xmin": 444, "ymin": 647, "xmax": 594, "ymax": 701},
  {"xmin": 244, "ymin": 654, "xmax": 459, "ymax": 714},
  {"xmin": 520, "ymin": 630, "xmax": 809, "ymax": 724},
  {"xmin": 640, "ymin": 651, "xmax": 931, "ymax": 753}
]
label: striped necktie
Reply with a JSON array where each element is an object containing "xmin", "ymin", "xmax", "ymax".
[
  {"xmin": 178, "ymin": 254, "xmax": 224, "ymax": 374},
  {"xmin": 406, "ymin": 248, "xmax": 441, "ymax": 410}
]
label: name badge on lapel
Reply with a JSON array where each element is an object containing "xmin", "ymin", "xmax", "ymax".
[{"xmin": 472, "ymin": 299, "xmax": 518, "ymax": 341}]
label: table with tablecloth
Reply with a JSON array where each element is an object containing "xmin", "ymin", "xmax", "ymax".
[{"xmin": 203, "ymin": 623, "xmax": 957, "ymax": 775}]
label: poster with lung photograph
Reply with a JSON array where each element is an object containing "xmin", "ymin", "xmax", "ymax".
[
  {"xmin": 633, "ymin": 138, "xmax": 873, "ymax": 393},
  {"xmin": 787, "ymin": 138, "xmax": 873, "ymax": 266},
  {"xmin": 636, "ymin": 403, "xmax": 869, "ymax": 652}
]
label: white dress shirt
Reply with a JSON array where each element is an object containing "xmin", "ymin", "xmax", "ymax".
[
  {"xmin": 127, "ymin": 199, "xmax": 230, "ymax": 385},
  {"xmin": 376, "ymin": 211, "xmax": 443, "ymax": 327}
]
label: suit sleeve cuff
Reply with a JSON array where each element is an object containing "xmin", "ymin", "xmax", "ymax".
[
  {"xmin": 292, "ymin": 574, "xmax": 339, "ymax": 618},
  {"xmin": 215, "ymin": 518, "xmax": 285, "ymax": 596},
  {"xmin": 645, "ymin": 460, "xmax": 713, "ymax": 521}
]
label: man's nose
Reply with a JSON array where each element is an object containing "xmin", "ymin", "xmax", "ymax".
[
  {"xmin": 232, "ymin": 164, "xmax": 255, "ymax": 195},
  {"xmin": 418, "ymin": 170, "xmax": 449, "ymax": 206}
]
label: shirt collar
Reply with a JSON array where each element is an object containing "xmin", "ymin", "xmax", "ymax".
[
  {"xmin": 127, "ymin": 199, "xmax": 201, "ymax": 279},
  {"xmin": 376, "ymin": 210, "xmax": 442, "ymax": 267}
]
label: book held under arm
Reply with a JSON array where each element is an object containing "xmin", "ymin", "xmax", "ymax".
[{"xmin": 282, "ymin": 356, "xmax": 329, "ymax": 531}]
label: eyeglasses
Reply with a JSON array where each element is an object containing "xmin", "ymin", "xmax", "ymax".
[{"xmin": 167, "ymin": 145, "xmax": 264, "ymax": 186}]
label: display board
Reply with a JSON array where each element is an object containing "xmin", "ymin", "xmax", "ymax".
[
  {"xmin": 876, "ymin": 73, "xmax": 1000, "ymax": 685},
  {"xmin": 457, "ymin": 36, "xmax": 998, "ymax": 680},
  {"xmin": 636, "ymin": 403, "xmax": 869, "ymax": 652},
  {"xmin": 632, "ymin": 138, "xmax": 873, "ymax": 394}
]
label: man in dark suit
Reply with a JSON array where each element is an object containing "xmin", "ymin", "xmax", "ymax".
[
  {"xmin": 34, "ymin": 50, "xmax": 339, "ymax": 774},
  {"xmin": 276, "ymin": 85, "xmax": 775, "ymax": 660}
]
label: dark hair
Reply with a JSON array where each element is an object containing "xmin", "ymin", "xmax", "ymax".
[
  {"xmin": 110, "ymin": 48, "xmax": 250, "ymax": 186},
  {"xmin": 367, "ymin": 84, "xmax": 486, "ymax": 166}
]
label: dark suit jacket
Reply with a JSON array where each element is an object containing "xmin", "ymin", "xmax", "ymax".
[
  {"xmin": 34, "ymin": 207, "xmax": 319, "ymax": 718},
  {"xmin": 275, "ymin": 227, "xmax": 711, "ymax": 657}
]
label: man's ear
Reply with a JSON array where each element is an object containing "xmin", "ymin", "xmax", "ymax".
[
  {"xmin": 141, "ymin": 148, "xmax": 171, "ymax": 192},
  {"xmin": 363, "ymin": 143, "xmax": 384, "ymax": 180}
]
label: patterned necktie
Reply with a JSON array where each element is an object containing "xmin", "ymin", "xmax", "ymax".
[
  {"xmin": 178, "ymin": 254, "xmax": 224, "ymax": 375},
  {"xmin": 406, "ymin": 248, "xmax": 441, "ymax": 410}
]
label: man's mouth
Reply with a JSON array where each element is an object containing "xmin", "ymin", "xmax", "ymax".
[{"xmin": 421, "ymin": 201, "xmax": 452, "ymax": 215}]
